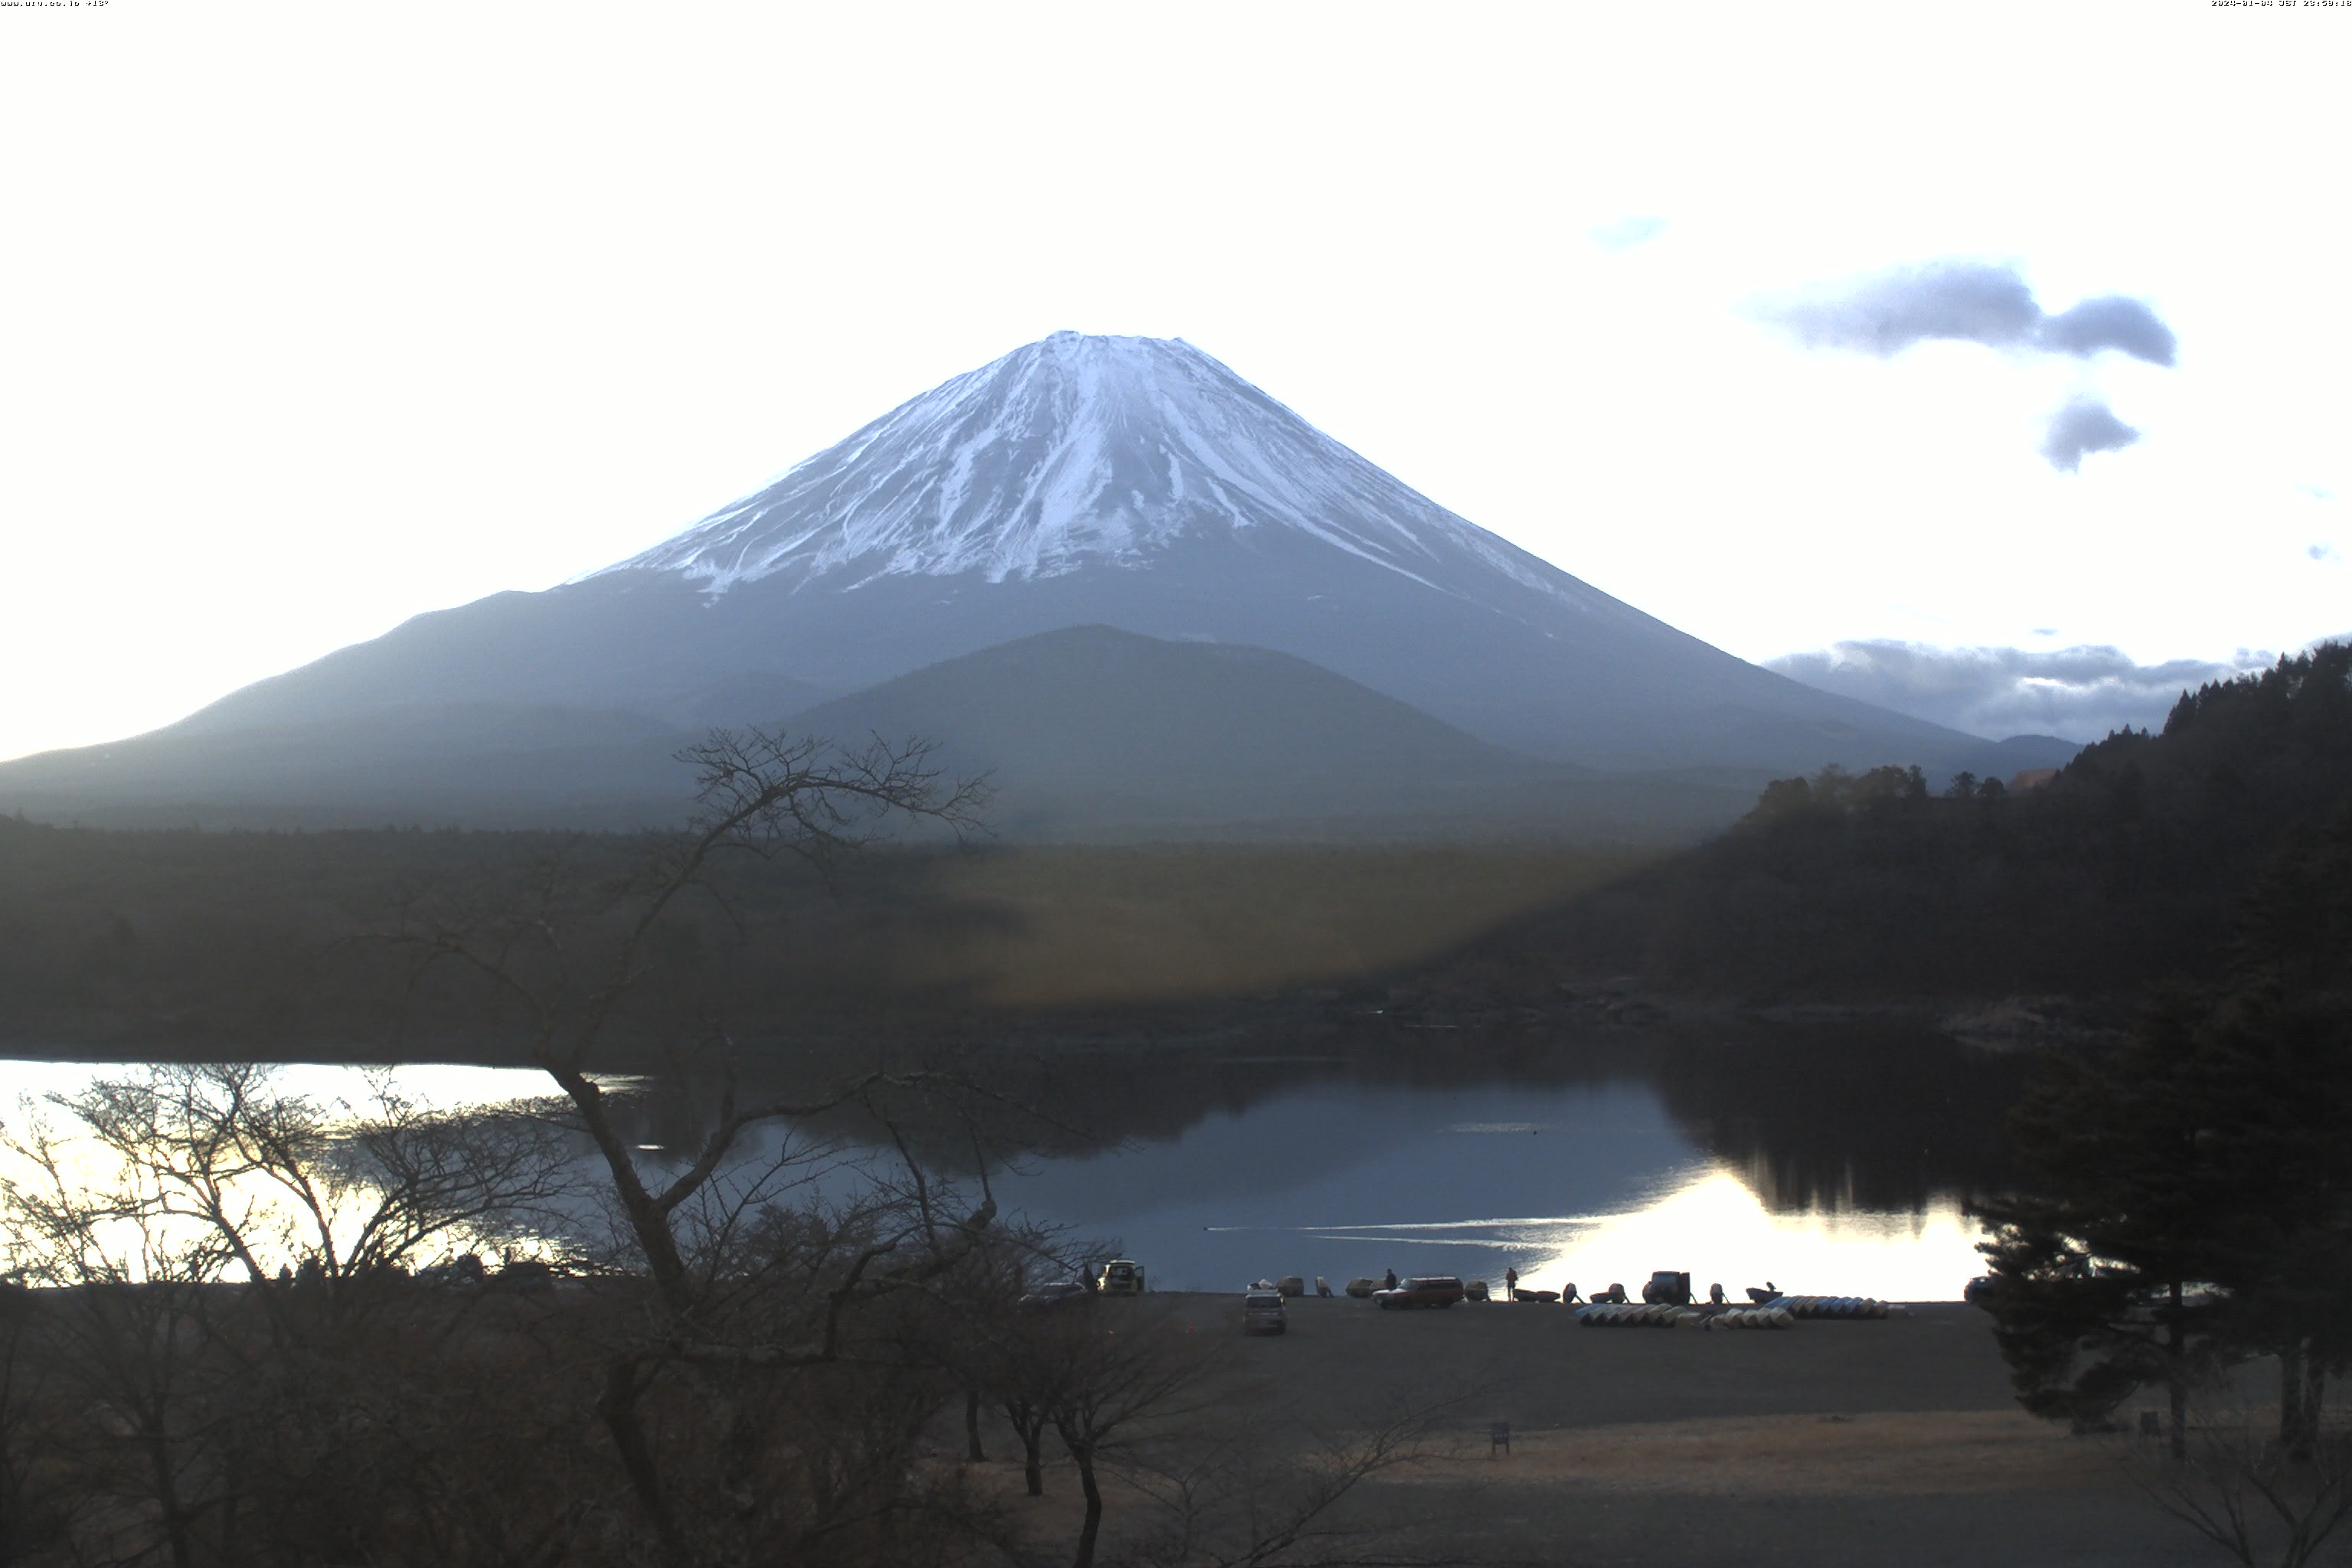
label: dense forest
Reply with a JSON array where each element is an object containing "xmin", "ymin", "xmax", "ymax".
[
  {"xmin": 1963, "ymin": 714, "xmax": 2352, "ymax": 1553},
  {"xmin": 1479, "ymin": 643, "xmax": 2352, "ymax": 1002}
]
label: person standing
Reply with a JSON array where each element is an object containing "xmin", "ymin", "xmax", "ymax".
[
  {"xmin": 1504, "ymin": 1266, "xmax": 1519, "ymax": 1299},
  {"xmin": 1383, "ymin": 1267, "xmax": 1397, "ymax": 1290}
]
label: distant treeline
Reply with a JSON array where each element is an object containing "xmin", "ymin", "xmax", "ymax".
[
  {"xmin": 12, "ymin": 644, "xmax": 2341, "ymax": 1053},
  {"xmin": 0, "ymin": 812, "xmax": 1633, "ymax": 1059},
  {"xmin": 0, "ymin": 816, "xmax": 1037, "ymax": 1060},
  {"xmin": 1484, "ymin": 643, "xmax": 2352, "ymax": 1000}
]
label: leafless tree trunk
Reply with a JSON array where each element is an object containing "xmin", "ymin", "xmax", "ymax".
[
  {"xmin": 1004, "ymin": 1392, "xmax": 1050, "ymax": 1497},
  {"xmin": 2135, "ymin": 1373, "xmax": 2352, "ymax": 1568},
  {"xmin": 2, "ymin": 1067, "xmax": 599, "ymax": 1568},
  {"xmin": 1034, "ymin": 1304, "xmax": 1216, "ymax": 1568},
  {"xmin": 1120, "ymin": 1393, "xmax": 1468, "ymax": 1568},
  {"xmin": 393, "ymin": 728, "xmax": 994, "ymax": 1568}
]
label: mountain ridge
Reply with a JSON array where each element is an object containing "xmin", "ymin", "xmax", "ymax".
[
  {"xmin": 0, "ymin": 332, "xmax": 2077, "ymax": 831},
  {"xmin": 0, "ymin": 626, "xmax": 1759, "ymax": 840}
]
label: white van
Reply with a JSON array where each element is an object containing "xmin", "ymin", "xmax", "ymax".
[{"xmin": 1242, "ymin": 1290, "xmax": 1288, "ymax": 1335}]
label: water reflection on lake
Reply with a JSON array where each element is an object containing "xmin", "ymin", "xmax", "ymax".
[
  {"xmin": 985, "ymin": 1074, "xmax": 1987, "ymax": 1298},
  {"xmin": 0, "ymin": 1027, "xmax": 2020, "ymax": 1300}
]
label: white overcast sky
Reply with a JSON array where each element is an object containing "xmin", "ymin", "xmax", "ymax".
[{"xmin": 2, "ymin": 2, "xmax": 2345, "ymax": 761}]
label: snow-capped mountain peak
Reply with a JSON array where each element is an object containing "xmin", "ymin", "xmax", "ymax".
[
  {"xmin": 2, "ymin": 331, "xmax": 2044, "ymax": 815},
  {"xmin": 606, "ymin": 332, "xmax": 1574, "ymax": 606}
]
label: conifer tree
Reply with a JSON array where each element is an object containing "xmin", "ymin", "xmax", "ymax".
[{"xmin": 1976, "ymin": 793, "xmax": 2352, "ymax": 1459}]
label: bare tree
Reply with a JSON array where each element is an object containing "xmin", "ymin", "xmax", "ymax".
[
  {"xmin": 0, "ymin": 1282, "xmax": 67, "ymax": 1565},
  {"xmin": 397, "ymin": 729, "xmax": 990, "ymax": 1308},
  {"xmin": 1, "ymin": 1067, "xmax": 593, "ymax": 1568},
  {"xmin": 47, "ymin": 1065, "xmax": 571, "ymax": 1317},
  {"xmin": 970, "ymin": 1300, "xmax": 1472, "ymax": 1568},
  {"xmin": 1120, "ymin": 1396, "xmax": 1464, "ymax": 1568},
  {"xmin": 963, "ymin": 1292, "xmax": 1073, "ymax": 1500},
  {"xmin": 891, "ymin": 1214, "xmax": 1091, "ymax": 1497},
  {"xmin": 1030, "ymin": 1302, "xmax": 1219, "ymax": 1568},
  {"xmin": 2134, "ymin": 1372, "xmax": 2352, "ymax": 1568},
  {"xmin": 393, "ymin": 727, "xmax": 1001, "ymax": 1566},
  {"xmin": 0, "ymin": 1152, "xmax": 224, "ymax": 1568}
]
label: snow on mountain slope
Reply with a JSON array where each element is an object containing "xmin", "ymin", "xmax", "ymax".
[
  {"xmin": 605, "ymin": 331, "xmax": 1608, "ymax": 617},
  {"xmin": 5, "ymin": 329, "xmax": 2053, "ymax": 816}
]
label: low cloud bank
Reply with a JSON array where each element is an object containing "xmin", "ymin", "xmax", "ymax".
[{"xmin": 1767, "ymin": 640, "xmax": 2272, "ymax": 742}]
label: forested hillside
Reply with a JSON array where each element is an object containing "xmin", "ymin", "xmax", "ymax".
[
  {"xmin": 0, "ymin": 812, "xmax": 1630, "ymax": 1058},
  {"xmin": 1485, "ymin": 643, "xmax": 2352, "ymax": 1001}
]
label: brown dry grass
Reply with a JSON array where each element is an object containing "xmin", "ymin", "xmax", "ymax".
[
  {"xmin": 1390, "ymin": 1409, "xmax": 2125, "ymax": 1498},
  {"xmin": 890, "ymin": 844, "xmax": 1645, "ymax": 1009}
]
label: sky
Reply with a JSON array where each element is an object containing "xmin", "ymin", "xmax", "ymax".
[{"xmin": 2, "ymin": 2, "xmax": 2346, "ymax": 762}]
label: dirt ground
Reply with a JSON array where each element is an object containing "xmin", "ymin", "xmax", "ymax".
[{"xmin": 984, "ymin": 1294, "xmax": 2213, "ymax": 1566}]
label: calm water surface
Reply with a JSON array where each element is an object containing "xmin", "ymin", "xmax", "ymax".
[
  {"xmin": 0, "ymin": 1031, "xmax": 2017, "ymax": 1300},
  {"xmin": 985, "ymin": 1074, "xmax": 1986, "ymax": 1298}
]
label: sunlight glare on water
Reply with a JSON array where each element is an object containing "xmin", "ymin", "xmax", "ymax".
[
  {"xmin": 1511, "ymin": 1168, "xmax": 1977, "ymax": 1302},
  {"xmin": 1220, "ymin": 1170, "xmax": 1982, "ymax": 1302},
  {"xmin": 991, "ymin": 1070, "xmax": 2001, "ymax": 1298}
]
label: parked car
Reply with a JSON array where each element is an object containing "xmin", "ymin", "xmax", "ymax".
[
  {"xmin": 1242, "ymin": 1289, "xmax": 1288, "ymax": 1335},
  {"xmin": 1372, "ymin": 1276, "xmax": 1466, "ymax": 1310},
  {"xmin": 493, "ymin": 1257, "xmax": 556, "ymax": 1295},
  {"xmin": 1098, "ymin": 1259, "xmax": 1147, "ymax": 1296},
  {"xmin": 1018, "ymin": 1281, "xmax": 1092, "ymax": 1312},
  {"xmin": 418, "ymin": 1253, "xmax": 487, "ymax": 1288},
  {"xmin": 1642, "ymin": 1270, "xmax": 1691, "ymax": 1305}
]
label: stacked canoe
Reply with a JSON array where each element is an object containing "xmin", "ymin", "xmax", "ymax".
[
  {"xmin": 1576, "ymin": 1304, "xmax": 1798, "ymax": 1329},
  {"xmin": 1576, "ymin": 1304, "xmax": 1707, "ymax": 1328},
  {"xmin": 1708, "ymin": 1306, "xmax": 1796, "ymax": 1329},
  {"xmin": 1767, "ymin": 1295, "xmax": 1892, "ymax": 1320}
]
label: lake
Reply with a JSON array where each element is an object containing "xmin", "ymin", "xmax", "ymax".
[
  {"xmin": 0, "ymin": 1027, "xmax": 2022, "ymax": 1300},
  {"xmin": 987, "ymin": 1073, "xmax": 1988, "ymax": 1298}
]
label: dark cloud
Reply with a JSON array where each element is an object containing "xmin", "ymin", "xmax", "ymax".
[
  {"xmin": 1761, "ymin": 260, "xmax": 2041, "ymax": 355},
  {"xmin": 2036, "ymin": 296, "xmax": 2177, "ymax": 365},
  {"xmin": 1768, "ymin": 640, "xmax": 2274, "ymax": 743},
  {"xmin": 2041, "ymin": 397, "xmax": 2141, "ymax": 472},
  {"xmin": 1590, "ymin": 214, "xmax": 1668, "ymax": 253}
]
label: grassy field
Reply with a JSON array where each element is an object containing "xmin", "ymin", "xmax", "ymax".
[{"xmin": 986, "ymin": 1295, "xmax": 2203, "ymax": 1567}]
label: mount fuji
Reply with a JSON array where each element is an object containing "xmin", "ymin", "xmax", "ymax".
[{"xmin": 0, "ymin": 332, "xmax": 2068, "ymax": 833}]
